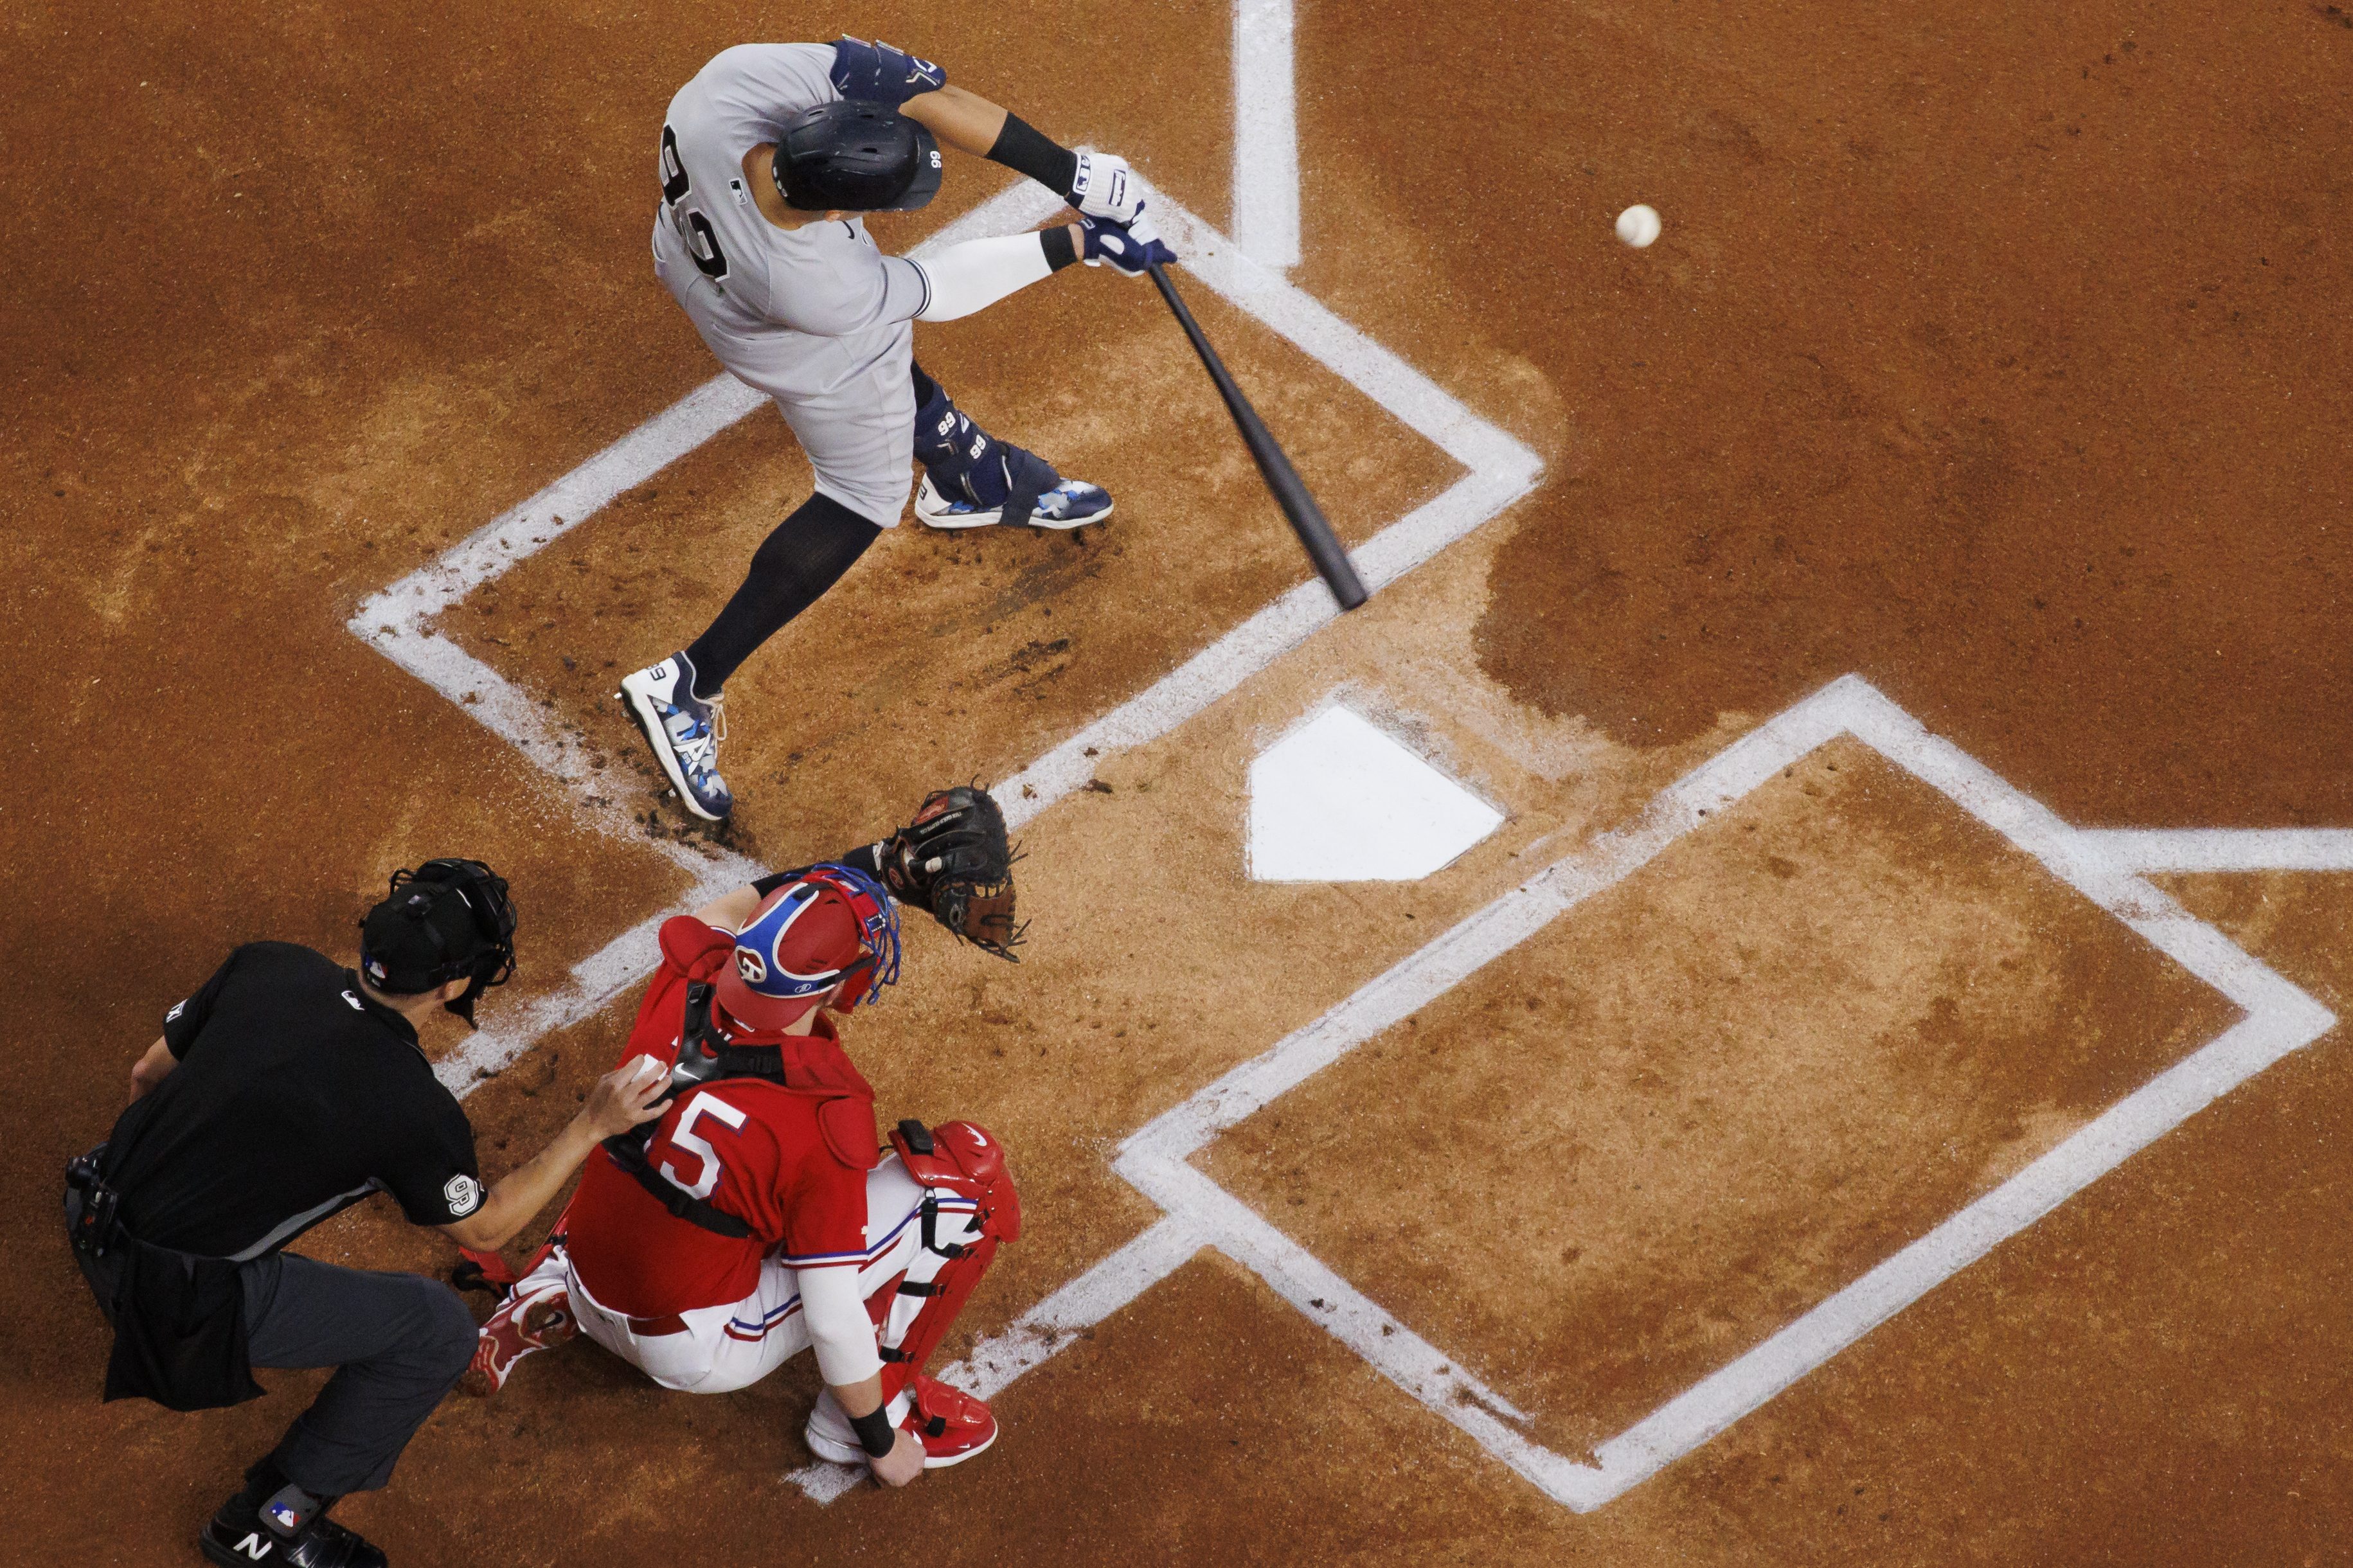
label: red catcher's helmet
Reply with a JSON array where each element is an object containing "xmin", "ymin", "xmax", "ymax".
[{"xmin": 712, "ymin": 864, "xmax": 902, "ymax": 1030}]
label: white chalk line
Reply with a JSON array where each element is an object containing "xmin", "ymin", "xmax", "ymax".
[
  {"xmin": 339, "ymin": 69, "xmax": 2350, "ymax": 1510},
  {"xmin": 997, "ymin": 195, "xmax": 1539, "ymax": 828},
  {"xmin": 2073, "ymin": 828, "xmax": 2353, "ymax": 873},
  {"xmin": 1231, "ymin": 0, "xmax": 1302, "ymax": 269},
  {"xmin": 349, "ymin": 181, "xmax": 1066, "ymax": 854},
  {"xmin": 1082, "ymin": 674, "xmax": 2337, "ymax": 1513},
  {"xmin": 783, "ymin": 1213, "xmax": 1208, "ymax": 1501},
  {"xmin": 769, "ymin": 196, "xmax": 1541, "ymax": 1501}
]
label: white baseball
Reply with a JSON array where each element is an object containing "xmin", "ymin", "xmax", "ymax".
[{"xmin": 1615, "ymin": 204, "xmax": 1662, "ymax": 249}]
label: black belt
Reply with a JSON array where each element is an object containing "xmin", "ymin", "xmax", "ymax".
[{"xmin": 64, "ymin": 1144, "xmax": 125, "ymax": 1258}]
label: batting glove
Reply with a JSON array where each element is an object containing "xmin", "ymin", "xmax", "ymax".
[
  {"xmin": 1068, "ymin": 152, "xmax": 1145, "ymax": 224},
  {"xmin": 1080, "ymin": 209, "xmax": 1176, "ymax": 276}
]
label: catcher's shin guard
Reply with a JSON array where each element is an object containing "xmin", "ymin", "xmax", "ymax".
[{"xmin": 872, "ymin": 1119, "xmax": 1019, "ymax": 1396}]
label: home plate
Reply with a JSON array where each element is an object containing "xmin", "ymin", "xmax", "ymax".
[{"xmin": 1248, "ymin": 706, "xmax": 1505, "ymax": 881}]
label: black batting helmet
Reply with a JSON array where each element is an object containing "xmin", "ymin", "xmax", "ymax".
[{"xmin": 776, "ymin": 101, "xmax": 943, "ymax": 213}]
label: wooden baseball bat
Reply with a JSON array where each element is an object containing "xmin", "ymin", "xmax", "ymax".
[{"xmin": 1147, "ymin": 260, "xmax": 1368, "ymax": 611}]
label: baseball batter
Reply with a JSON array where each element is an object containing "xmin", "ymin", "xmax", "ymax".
[
  {"xmin": 465, "ymin": 790, "xmax": 1024, "ymax": 1483},
  {"xmin": 618, "ymin": 37, "xmax": 1174, "ymax": 823}
]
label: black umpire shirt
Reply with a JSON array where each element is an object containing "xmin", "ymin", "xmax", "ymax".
[{"xmin": 102, "ymin": 941, "xmax": 485, "ymax": 1261}]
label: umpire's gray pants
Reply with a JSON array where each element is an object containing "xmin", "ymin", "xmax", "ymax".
[
  {"xmin": 241, "ymin": 1251, "xmax": 479, "ymax": 1494},
  {"xmin": 68, "ymin": 1201, "xmax": 476, "ymax": 1495}
]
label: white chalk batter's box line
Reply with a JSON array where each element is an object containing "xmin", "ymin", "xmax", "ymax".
[{"xmin": 883, "ymin": 674, "xmax": 2339, "ymax": 1513}]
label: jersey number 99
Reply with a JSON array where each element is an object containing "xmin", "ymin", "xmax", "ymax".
[{"xmin": 660, "ymin": 125, "xmax": 730, "ymax": 281}]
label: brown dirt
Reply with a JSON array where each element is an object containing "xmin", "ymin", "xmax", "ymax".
[
  {"xmin": 1408, "ymin": 0, "xmax": 2353, "ymax": 826},
  {"xmin": 1205, "ymin": 742, "xmax": 2237, "ymax": 1452},
  {"xmin": 9, "ymin": 0, "xmax": 2353, "ymax": 1563},
  {"xmin": 445, "ymin": 267, "xmax": 1460, "ymax": 862}
]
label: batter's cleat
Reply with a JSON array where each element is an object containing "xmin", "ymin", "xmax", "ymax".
[
  {"xmin": 201, "ymin": 1495, "xmax": 387, "ymax": 1568},
  {"xmin": 460, "ymin": 1276, "xmax": 576, "ymax": 1396},
  {"xmin": 914, "ymin": 472, "xmax": 1114, "ymax": 531},
  {"xmin": 804, "ymin": 1374, "xmax": 999, "ymax": 1470},
  {"xmin": 617, "ymin": 654, "xmax": 732, "ymax": 821}
]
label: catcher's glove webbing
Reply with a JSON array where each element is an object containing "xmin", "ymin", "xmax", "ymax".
[{"xmin": 886, "ymin": 787, "xmax": 1024, "ymax": 959}]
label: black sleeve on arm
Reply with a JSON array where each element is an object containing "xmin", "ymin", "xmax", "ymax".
[
  {"xmin": 383, "ymin": 1089, "xmax": 485, "ymax": 1228},
  {"xmin": 160, "ymin": 949, "xmax": 242, "ymax": 1060},
  {"xmin": 1041, "ymin": 224, "xmax": 1079, "ymax": 272},
  {"xmin": 987, "ymin": 114, "xmax": 1078, "ymax": 200},
  {"xmin": 751, "ymin": 839, "xmax": 888, "ymax": 901}
]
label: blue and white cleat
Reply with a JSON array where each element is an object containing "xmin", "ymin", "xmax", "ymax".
[
  {"xmin": 913, "ymin": 472, "xmax": 1114, "ymax": 531},
  {"xmin": 617, "ymin": 654, "xmax": 733, "ymax": 821}
]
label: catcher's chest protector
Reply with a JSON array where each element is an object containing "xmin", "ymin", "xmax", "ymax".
[
  {"xmin": 870, "ymin": 1119, "xmax": 1020, "ymax": 1394},
  {"xmin": 603, "ymin": 982, "xmax": 877, "ymax": 1236}
]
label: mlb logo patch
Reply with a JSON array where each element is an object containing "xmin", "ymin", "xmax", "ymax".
[{"xmin": 265, "ymin": 1499, "xmax": 301, "ymax": 1531}]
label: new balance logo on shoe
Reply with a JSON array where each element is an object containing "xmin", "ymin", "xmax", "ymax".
[{"xmin": 230, "ymin": 1532, "xmax": 274, "ymax": 1562}]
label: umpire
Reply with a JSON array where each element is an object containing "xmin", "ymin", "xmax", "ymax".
[{"xmin": 63, "ymin": 859, "xmax": 668, "ymax": 1568}]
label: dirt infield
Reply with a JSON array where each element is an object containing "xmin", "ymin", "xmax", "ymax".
[
  {"xmin": 1204, "ymin": 744, "xmax": 2241, "ymax": 1455},
  {"xmin": 8, "ymin": 0, "xmax": 2352, "ymax": 1562}
]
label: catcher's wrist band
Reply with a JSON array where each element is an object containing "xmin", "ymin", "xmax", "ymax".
[
  {"xmin": 987, "ymin": 113, "xmax": 1080, "ymax": 199},
  {"xmin": 849, "ymin": 1404, "xmax": 898, "ymax": 1458}
]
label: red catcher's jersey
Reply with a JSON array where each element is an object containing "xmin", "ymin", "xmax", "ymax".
[{"xmin": 563, "ymin": 916, "xmax": 879, "ymax": 1317}]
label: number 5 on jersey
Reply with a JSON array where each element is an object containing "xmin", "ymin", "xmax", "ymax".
[
  {"xmin": 659, "ymin": 1091, "xmax": 746, "ymax": 1199},
  {"xmin": 660, "ymin": 125, "xmax": 730, "ymax": 281}
]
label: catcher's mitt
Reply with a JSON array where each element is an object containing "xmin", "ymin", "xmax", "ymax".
[{"xmin": 885, "ymin": 786, "xmax": 1024, "ymax": 959}]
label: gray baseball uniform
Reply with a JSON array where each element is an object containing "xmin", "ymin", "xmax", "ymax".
[{"xmin": 653, "ymin": 44, "xmax": 929, "ymax": 526}]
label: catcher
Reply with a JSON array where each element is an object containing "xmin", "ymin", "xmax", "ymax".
[{"xmin": 463, "ymin": 788, "xmax": 1021, "ymax": 1483}]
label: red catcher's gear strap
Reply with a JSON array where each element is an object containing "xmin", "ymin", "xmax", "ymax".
[{"xmin": 889, "ymin": 1119, "xmax": 1021, "ymax": 1243}]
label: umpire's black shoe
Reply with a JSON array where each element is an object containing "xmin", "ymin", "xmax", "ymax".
[{"xmin": 201, "ymin": 1490, "xmax": 389, "ymax": 1567}]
